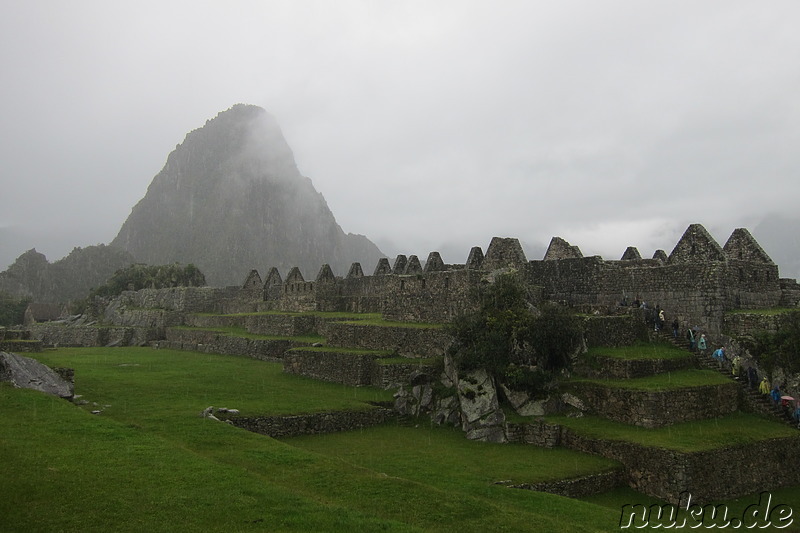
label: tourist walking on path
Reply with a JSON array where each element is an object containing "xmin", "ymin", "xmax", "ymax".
[
  {"xmin": 731, "ymin": 355, "xmax": 741, "ymax": 377},
  {"xmin": 712, "ymin": 346, "xmax": 726, "ymax": 369},
  {"xmin": 760, "ymin": 377, "xmax": 771, "ymax": 395},
  {"xmin": 698, "ymin": 334, "xmax": 707, "ymax": 356},
  {"xmin": 771, "ymin": 385, "xmax": 781, "ymax": 405},
  {"xmin": 747, "ymin": 366, "xmax": 758, "ymax": 389},
  {"xmin": 672, "ymin": 318, "xmax": 679, "ymax": 338},
  {"xmin": 687, "ymin": 328, "xmax": 695, "ymax": 351}
]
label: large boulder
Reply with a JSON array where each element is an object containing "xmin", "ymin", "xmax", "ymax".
[
  {"xmin": 457, "ymin": 368, "xmax": 507, "ymax": 443},
  {"xmin": 0, "ymin": 352, "xmax": 74, "ymax": 399}
]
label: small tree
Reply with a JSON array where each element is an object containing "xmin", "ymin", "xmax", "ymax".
[
  {"xmin": 447, "ymin": 273, "xmax": 581, "ymax": 395},
  {"xmin": 0, "ymin": 292, "xmax": 29, "ymax": 327},
  {"xmin": 741, "ymin": 310, "xmax": 800, "ymax": 377}
]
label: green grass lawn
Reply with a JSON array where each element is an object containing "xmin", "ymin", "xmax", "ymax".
[
  {"xmin": 547, "ymin": 412, "xmax": 799, "ymax": 453},
  {"xmin": 570, "ymin": 369, "xmax": 731, "ymax": 391},
  {"xmin": 195, "ymin": 310, "xmax": 383, "ymax": 320},
  {"xmin": 283, "ymin": 422, "xmax": 620, "ymax": 490},
  {"xmin": 0, "ymin": 347, "xmax": 624, "ymax": 532},
  {"xmin": 288, "ymin": 346, "xmax": 394, "ymax": 356},
  {"xmin": 725, "ymin": 308, "xmax": 798, "ymax": 316},
  {"xmin": 170, "ymin": 325, "xmax": 324, "ymax": 344},
  {"xmin": 585, "ymin": 341, "xmax": 692, "ymax": 360},
  {"xmin": 340, "ymin": 318, "xmax": 445, "ymax": 329},
  {"xmin": 4, "ymin": 346, "xmax": 798, "ymax": 531}
]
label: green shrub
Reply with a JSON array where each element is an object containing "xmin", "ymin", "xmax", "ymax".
[
  {"xmin": 0, "ymin": 292, "xmax": 28, "ymax": 327},
  {"xmin": 447, "ymin": 273, "xmax": 581, "ymax": 395},
  {"xmin": 738, "ymin": 310, "xmax": 800, "ymax": 377}
]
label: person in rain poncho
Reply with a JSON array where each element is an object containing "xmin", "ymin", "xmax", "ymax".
[
  {"xmin": 759, "ymin": 377, "xmax": 771, "ymax": 395},
  {"xmin": 770, "ymin": 385, "xmax": 781, "ymax": 405}
]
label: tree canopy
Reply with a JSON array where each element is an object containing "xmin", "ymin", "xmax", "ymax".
[
  {"xmin": 89, "ymin": 263, "xmax": 206, "ymax": 299},
  {"xmin": 446, "ymin": 273, "xmax": 582, "ymax": 394}
]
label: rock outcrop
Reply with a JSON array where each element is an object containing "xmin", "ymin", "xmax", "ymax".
[{"xmin": 0, "ymin": 351, "xmax": 74, "ymax": 399}]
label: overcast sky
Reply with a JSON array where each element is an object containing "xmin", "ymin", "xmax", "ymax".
[{"xmin": 2, "ymin": 1, "xmax": 799, "ymax": 274}]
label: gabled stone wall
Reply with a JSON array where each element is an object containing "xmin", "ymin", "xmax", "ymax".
[{"xmin": 249, "ymin": 224, "xmax": 794, "ymax": 333}]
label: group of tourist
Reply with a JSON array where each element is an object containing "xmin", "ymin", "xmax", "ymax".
[
  {"xmin": 627, "ymin": 297, "xmax": 800, "ymax": 428},
  {"xmin": 689, "ymin": 326, "xmax": 800, "ymax": 429},
  {"xmin": 759, "ymin": 378, "xmax": 800, "ymax": 427}
]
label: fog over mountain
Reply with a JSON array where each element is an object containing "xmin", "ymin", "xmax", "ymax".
[
  {"xmin": 111, "ymin": 104, "xmax": 384, "ymax": 286},
  {"xmin": 2, "ymin": 3, "xmax": 800, "ymax": 281}
]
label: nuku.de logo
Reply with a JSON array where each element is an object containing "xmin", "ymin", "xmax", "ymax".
[{"xmin": 619, "ymin": 491, "xmax": 793, "ymax": 529}]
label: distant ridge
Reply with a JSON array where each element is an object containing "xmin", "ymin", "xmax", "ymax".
[{"xmin": 111, "ymin": 104, "xmax": 384, "ymax": 286}]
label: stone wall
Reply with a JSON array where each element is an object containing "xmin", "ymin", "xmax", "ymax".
[
  {"xmin": 31, "ymin": 324, "xmax": 159, "ymax": 347},
  {"xmin": 324, "ymin": 322, "xmax": 450, "ymax": 358},
  {"xmin": 500, "ymin": 470, "xmax": 626, "ymax": 499},
  {"xmin": 161, "ymin": 328, "xmax": 292, "ymax": 361},
  {"xmin": 723, "ymin": 312, "xmax": 789, "ymax": 336},
  {"xmin": 283, "ymin": 349, "xmax": 378, "ymax": 386},
  {"xmin": 517, "ymin": 420, "xmax": 800, "ymax": 503},
  {"xmin": 221, "ymin": 408, "xmax": 395, "ymax": 438},
  {"xmin": 570, "ymin": 383, "xmax": 740, "ymax": 428},
  {"xmin": 372, "ymin": 361, "xmax": 438, "ymax": 389},
  {"xmin": 244, "ymin": 226, "xmax": 797, "ymax": 334},
  {"xmin": 0, "ymin": 340, "xmax": 42, "ymax": 352},
  {"xmin": 379, "ymin": 270, "xmax": 484, "ymax": 323},
  {"xmin": 575, "ymin": 354, "xmax": 696, "ymax": 380},
  {"xmin": 582, "ymin": 313, "xmax": 649, "ymax": 348},
  {"xmin": 115, "ymin": 286, "xmax": 239, "ymax": 314},
  {"xmin": 283, "ymin": 348, "xmax": 438, "ymax": 389}
]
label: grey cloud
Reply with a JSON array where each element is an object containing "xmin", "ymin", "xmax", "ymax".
[{"xmin": 2, "ymin": 1, "xmax": 799, "ymax": 276}]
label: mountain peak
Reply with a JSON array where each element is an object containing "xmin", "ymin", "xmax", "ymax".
[{"xmin": 111, "ymin": 106, "xmax": 383, "ymax": 285}]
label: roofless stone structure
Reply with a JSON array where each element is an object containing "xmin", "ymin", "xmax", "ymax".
[{"xmin": 241, "ymin": 224, "xmax": 799, "ymax": 335}]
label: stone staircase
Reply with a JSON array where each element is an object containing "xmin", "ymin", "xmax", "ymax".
[{"xmin": 655, "ymin": 330, "xmax": 798, "ymax": 428}]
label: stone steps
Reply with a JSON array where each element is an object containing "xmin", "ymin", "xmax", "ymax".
[{"xmin": 654, "ymin": 330, "xmax": 798, "ymax": 429}]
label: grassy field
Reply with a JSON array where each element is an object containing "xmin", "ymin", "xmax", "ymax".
[
  {"xmin": 170, "ymin": 325, "xmax": 325, "ymax": 344},
  {"xmin": 570, "ymin": 369, "xmax": 731, "ymax": 390},
  {"xmin": 3, "ymin": 346, "xmax": 798, "ymax": 531},
  {"xmin": 547, "ymin": 412, "xmax": 799, "ymax": 453},
  {"xmin": 1, "ymin": 347, "xmax": 626, "ymax": 532},
  {"xmin": 585, "ymin": 341, "xmax": 692, "ymax": 360}
]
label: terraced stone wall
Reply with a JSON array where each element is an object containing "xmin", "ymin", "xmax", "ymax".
[
  {"xmin": 31, "ymin": 324, "xmax": 159, "ymax": 347},
  {"xmin": 582, "ymin": 314, "xmax": 649, "ymax": 348},
  {"xmin": 0, "ymin": 340, "xmax": 42, "ymax": 352},
  {"xmin": 575, "ymin": 354, "xmax": 696, "ymax": 379},
  {"xmin": 723, "ymin": 312, "xmax": 789, "ymax": 336},
  {"xmin": 161, "ymin": 328, "xmax": 291, "ymax": 361},
  {"xmin": 116, "ymin": 286, "xmax": 238, "ymax": 314},
  {"xmin": 222, "ymin": 408, "xmax": 395, "ymax": 438},
  {"xmin": 573, "ymin": 383, "xmax": 740, "ymax": 428},
  {"xmin": 519, "ymin": 420, "xmax": 800, "ymax": 503},
  {"xmin": 284, "ymin": 349, "xmax": 377, "ymax": 386},
  {"xmin": 372, "ymin": 361, "xmax": 437, "ymax": 389},
  {"xmin": 324, "ymin": 322, "xmax": 450, "ymax": 358}
]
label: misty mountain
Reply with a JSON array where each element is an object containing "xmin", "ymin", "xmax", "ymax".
[
  {"xmin": 111, "ymin": 104, "xmax": 384, "ymax": 286},
  {"xmin": 0, "ymin": 245, "xmax": 135, "ymax": 303}
]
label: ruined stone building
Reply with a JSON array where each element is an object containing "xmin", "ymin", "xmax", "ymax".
[{"xmin": 244, "ymin": 224, "xmax": 799, "ymax": 335}]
